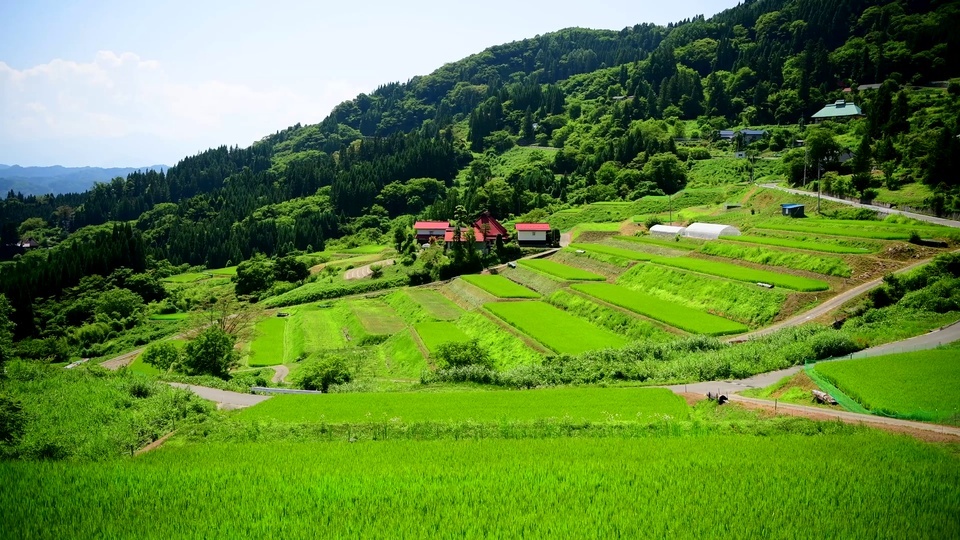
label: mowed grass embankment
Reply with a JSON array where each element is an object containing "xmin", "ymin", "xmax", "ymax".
[
  {"xmin": 485, "ymin": 301, "xmax": 627, "ymax": 354},
  {"xmin": 415, "ymin": 322, "xmax": 471, "ymax": 353},
  {"xmin": 757, "ymin": 218, "xmax": 958, "ymax": 240},
  {"xmin": 700, "ymin": 242, "xmax": 852, "ymax": 277},
  {"xmin": 5, "ymin": 433, "xmax": 959, "ymax": 538},
  {"xmin": 460, "ymin": 274, "xmax": 539, "ymax": 298},
  {"xmin": 726, "ymin": 235, "xmax": 873, "ymax": 254},
  {"xmin": 518, "ymin": 259, "xmax": 606, "ymax": 281},
  {"xmin": 653, "ymin": 256, "xmax": 830, "ymax": 291},
  {"xmin": 815, "ymin": 348, "xmax": 960, "ymax": 424},
  {"xmin": 568, "ymin": 243, "xmax": 657, "ymax": 261},
  {"xmin": 237, "ymin": 387, "xmax": 688, "ymax": 423},
  {"xmin": 573, "ymin": 283, "xmax": 748, "ymax": 336}
]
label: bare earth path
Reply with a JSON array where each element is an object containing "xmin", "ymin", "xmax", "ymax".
[
  {"xmin": 271, "ymin": 365, "xmax": 289, "ymax": 384},
  {"xmin": 760, "ymin": 183, "xmax": 960, "ymax": 228},
  {"xmin": 168, "ymin": 383, "xmax": 271, "ymax": 410},
  {"xmin": 344, "ymin": 259, "xmax": 394, "ymax": 280}
]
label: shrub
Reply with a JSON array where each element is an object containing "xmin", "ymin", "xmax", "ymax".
[
  {"xmin": 435, "ymin": 339, "xmax": 493, "ymax": 369},
  {"xmin": 809, "ymin": 332, "xmax": 860, "ymax": 360},
  {"xmin": 182, "ymin": 328, "xmax": 237, "ymax": 379},
  {"xmin": 644, "ymin": 216, "xmax": 663, "ymax": 230},
  {"xmin": 141, "ymin": 342, "xmax": 181, "ymax": 372},
  {"xmin": 292, "ymin": 354, "xmax": 351, "ymax": 392}
]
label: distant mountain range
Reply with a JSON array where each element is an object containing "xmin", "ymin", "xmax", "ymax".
[{"xmin": 0, "ymin": 164, "xmax": 168, "ymax": 195}]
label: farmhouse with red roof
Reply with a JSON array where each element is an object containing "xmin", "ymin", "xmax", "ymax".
[{"xmin": 413, "ymin": 221, "xmax": 451, "ymax": 243}]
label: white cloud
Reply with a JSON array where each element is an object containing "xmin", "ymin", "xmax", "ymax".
[{"xmin": 0, "ymin": 51, "xmax": 365, "ymax": 165}]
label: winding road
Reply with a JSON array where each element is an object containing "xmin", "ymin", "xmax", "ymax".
[{"xmin": 344, "ymin": 259, "xmax": 394, "ymax": 280}]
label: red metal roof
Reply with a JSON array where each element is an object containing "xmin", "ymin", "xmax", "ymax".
[
  {"xmin": 515, "ymin": 223, "xmax": 551, "ymax": 231},
  {"xmin": 414, "ymin": 221, "xmax": 451, "ymax": 229},
  {"xmin": 473, "ymin": 211, "xmax": 509, "ymax": 239},
  {"xmin": 444, "ymin": 227, "xmax": 485, "ymax": 242}
]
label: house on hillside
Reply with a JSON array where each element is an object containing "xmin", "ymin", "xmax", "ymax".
[
  {"xmin": 414, "ymin": 221, "xmax": 450, "ymax": 243},
  {"xmin": 473, "ymin": 211, "xmax": 509, "ymax": 243},
  {"xmin": 740, "ymin": 129, "xmax": 767, "ymax": 143},
  {"xmin": 719, "ymin": 130, "xmax": 736, "ymax": 140},
  {"xmin": 17, "ymin": 238, "xmax": 39, "ymax": 249},
  {"xmin": 515, "ymin": 223, "xmax": 551, "ymax": 246},
  {"xmin": 811, "ymin": 100, "xmax": 863, "ymax": 122},
  {"xmin": 781, "ymin": 204, "xmax": 805, "ymax": 218},
  {"xmin": 444, "ymin": 226, "xmax": 486, "ymax": 250}
]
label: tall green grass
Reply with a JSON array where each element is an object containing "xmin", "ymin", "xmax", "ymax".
[
  {"xmin": 454, "ymin": 312, "xmax": 544, "ymax": 370},
  {"xmin": 568, "ymin": 243, "xmax": 658, "ymax": 261},
  {"xmin": 726, "ymin": 235, "xmax": 873, "ymax": 254},
  {"xmin": 653, "ymin": 256, "xmax": 831, "ymax": 291},
  {"xmin": 546, "ymin": 289, "xmax": 675, "ymax": 342},
  {"xmin": 700, "ymin": 242, "xmax": 852, "ymax": 277},
  {"xmin": 415, "ymin": 322, "xmax": 471, "ymax": 353},
  {"xmin": 573, "ymin": 283, "xmax": 748, "ymax": 336},
  {"xmin": 381, "ymin": 330, "xmax": 428, "ymax": 379}
]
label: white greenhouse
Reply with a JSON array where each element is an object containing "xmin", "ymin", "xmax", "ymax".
[
  {"xmin": 683, "ymin": 222, "xmax": 741, "ymax": 240},
  {"xmin": 649, "ymin": 225, "xmax": 686, "ymax": 237}
]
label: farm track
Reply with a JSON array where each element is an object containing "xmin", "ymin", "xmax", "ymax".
[
  {"xmin": 168, "ymin": 382, "xmax": 271, "ymax": 410},
  {"xmin": 759, "ymin": 184, "xmax": 960, "ymax": 228},
  {"xmin": 344, "ymin": 259, "xmax": 395, "ymax": 280},
  {"xmin": 271, "ymin": 365, "xmax": 289, "ymax": 384}
]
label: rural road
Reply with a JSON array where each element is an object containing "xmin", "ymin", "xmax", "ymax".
[
  {"xmin": 760, "ymin": 184, "xmax": 960, "ymax": 228},
  {"xmin": 168, "ymin": 383, "xmax": 271, "ymax": 410},
  {"xmin": 344, "ymin": 259, "xmax": 394, "ymax": 280},
  {"xmin": 559, "ymin": 232, "xmax": 572, "ymax": 247},
  {"xmin": 271, "ymin": 365, "xmax": 289, "ymax": 383}
]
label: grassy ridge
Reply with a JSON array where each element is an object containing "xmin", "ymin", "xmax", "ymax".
[
  {"xmin": 569, "ymin": 243, "xmax": 658, "ymax": 261},
  {"xmin": 4, "ymin": 434, "xmax": 958, "ymax": 538},
  {"xmin": 546, "ymin": 289, "xmax": 675, "ymax": 342},
  {"xmin": 485, "ymin": 301, "xmax": 627, "ymax": 354},
  {"xmin": 616, "ymin": 264, "xmax": 786, "ymax": 327},
  {"xmin": 653, "ymin": 256, "xmax": 830, "ymax": 291},
  {"xmin": 700, "ymin": 242, "xmax": 852, "ymax": 277},
  {"xmin": 726, "ymin": 235, "xmax": 872, "ymax": 254},
  {"xmin": 454, "ymin": 312, "xmax": 544, "ymax": 370},
  {"xmin": 415, "ymin": 322, "xmax": 470, "ymax": 353},
  {"xmin": 518, "ymin": 259, "xmax": 606, "ymax": 281},
  {"xmin": 237, "ymin": 387, "xmax": 687, "ymax": 423},
  {"xmin": 815, "ymin": 348, "xmax": 960, "ymax": 423},
  {"xmin": 381, "ymin": 330, "xmax": 427, "ymax": 379},
  {"xmin": 460, "ymin": 274, "xmax": 540, "ymax": 298},
  {"xmin": 573, "ymin": 283, "xmax": 748, "ymax": 336},
  {"xmin": 614, "ymin": 235, "xmax": 699, "ymax": 251}
]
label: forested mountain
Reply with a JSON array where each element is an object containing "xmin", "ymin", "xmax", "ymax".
[
  {"xmin": 1, "ymin": 0, "xmax": 958, "ymax": 338},
  {"xmin": 0, "ymin": 164, "xmax": 167, "ymax": 196}
]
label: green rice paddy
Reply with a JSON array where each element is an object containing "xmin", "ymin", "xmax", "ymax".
[
  {"xmin": 460, "ymin": 274, "xmax": 540, "ymax": 298},
  {"xmin": 569, "ymin": 243, "xmax": 658, "ymax": 261},
  {"xmin": 653, "ymin": 256, "xmax": 831, "ymax": 291},
  {"xmin": 484, "ymin": 301, "xmax": 627, "ymax": 354},
  {"xmin": 518, "ymin": 259, "xmax": 606, "ymax": 281},
  {"xmin": 415, "ymin": 322, "xmax": 471, "ymax": 353}
]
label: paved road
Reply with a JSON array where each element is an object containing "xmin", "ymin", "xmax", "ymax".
[
  {"xmin": 760, "ymin": 184, "xmax": 960, "ymax": 228},
  {"xmin": 344, "ymin": 259, "xmax": 394, "ymax": 280},
  {"xmin": 732, "ymin": 253, "xmax": 956, "ymax": 342},
  {"xmin": 168, "ymin": 383, "xmax": 271, "ymax": 410}
]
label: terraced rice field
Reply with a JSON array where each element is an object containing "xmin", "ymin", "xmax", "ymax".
[
  {"xmin": 725, "ymin": 235, "xmax": 872, "ymax": 254},
  {"xmin": 161, "ymin": 272, "xmax": 208, "ymax": 283},
  {"xmin": 237, "ymin": 387, "xmax": 688, "ymax": 423},
  {"xmin": 568, "ymin": 243, "xmax": 657, "ymax": 261},
  {"xmin": 415, "ymin": 322, "xmax": 471, "ymax": 353},
  {"xmin": 247, "ymin": 317, "xmax": 287, "ymax": 366},
  {"xmin": 613, "ymin": 235, "xmax": 698, "ymax": 251},
  {"xmin": 485, "ymin": 301, "xmax": 627, "ymax": 354},
  {"xmin": 573, "ymin": 283, "xmax": 748, "ymax": 336},
  {"xmin": 460, "ymin": 275, "xmax": 539, "ymax": 298},
  {"xmin": 349, "ymin": 299, "xmax": 406, "ymax": 335},
  {"xmin": 518, "ymin": 259, "xmax": 606, "ymax": 281},
  {"xmin": 406, "ymin": 289, "xmax": 463, "ymax": 320},
  {"xmin": 815, "ymin": 348, "xmax": 960, "ymax": 423},
  {"xmin": 757, "ymin": 219, "xmax": 956, "ymax": 240},
  {"xmin": 653, "ymin": 256, "xmax": 830, "ymax": 291},
  {"xmin": 4, "ymin": 433, "xmax": 957, "ymax": 538}
]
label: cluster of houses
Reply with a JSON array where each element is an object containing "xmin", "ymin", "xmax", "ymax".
[{"xmin": 414, "ymin": 211, "xmax": 553, "ymax": 249}]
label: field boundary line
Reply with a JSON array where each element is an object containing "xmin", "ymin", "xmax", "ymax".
[{"xmin": 134, "ymin": 430, "xmax": 177, "ymax": 456}]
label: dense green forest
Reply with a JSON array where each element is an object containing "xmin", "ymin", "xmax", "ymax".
[{"xmin": 1, "ymin": 0, "xmax": 958, "ymax": 347}]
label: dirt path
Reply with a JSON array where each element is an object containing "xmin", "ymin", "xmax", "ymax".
[
  {"xmin": 271, "ymin": 365, "xmax": 289, "ymax": 384},
  {"xmin": 344, "ymin": 259, "xmax": 394, "ymax": 280},
  {"xmin": 559, "ymin": 232, "xmax": 572, "ymax": 247},
  {"xmin": 731, "ymin": 254, "xmax": 955, "ymax": 342},
  {"xmin": 759, "ymin": 184, "xmax": 960, "ymax": 228}
]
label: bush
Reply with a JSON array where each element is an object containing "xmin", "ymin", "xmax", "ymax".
[
  {"xmin": 141, "ymin": 341, "xmax": 181, "ymax": 372},
  {"xmin": 181, "ymin": 328, "xmax": 237, "ymax": 379},
  {"xmin": 644, "ymin": 216, "xmax": 663, "ymax": 230},
  {"xmin": 292, "ymin": 353, "xmax": 351, "ymax": 392},
  {"xmin": 809, "ymin": 332, "xmax": 860, "ymax": 360},
  {"xmin": 435, "ymin": 339, "xmax": 493, "ymax": 369}
]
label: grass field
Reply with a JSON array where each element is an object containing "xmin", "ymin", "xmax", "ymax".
[
  {"xmin": 653, "ymin": 256, "xmax": 831, "ymax": 291},
  {"xmin": 815, "ymin": 348, "xmax": 960, "ymax": 424},
  {"xmin": 757, "ymin": 218, "xmax": 957, "ymax": 240},
  {"xmin": 726, "ymin": 235, "xmax": 873, "ymax": 254},
  {"xmin": 238, "ymin": 387, "xmax": 688, "ymax": 423},
  {"xmin": 568, "ymin": 243, "xmax": 658, "ymax": 261},
  {"xmin": 148, "ymin": 313, "xmax": 190, "ymax": 321},
  {"xmin": 161, "ymin": 272, "xmax": 207, "ymax": 283},
  {"xmin": 4, "ymin": 433, "xmax": 957, "ymax": 538},
  {"xmin": 207, "ymin": 266, "xmax": 238, "ymax": 276},
  {"xmin": 406, "ymin": 289, "xmax": 463, "ymax": 320},
  {"xmin": 348, "ymin": 299, "xmax": 406, "ymax": 335},
  {"xmin": 381, "ymin": 330, "xmax": 427, "ymax": 378},
  {"xmin": 247, "ymin": 317, "xmax": 287, "ymax": 367},
  {"xmin": 700, "ymin": 242, "xmax": 852, "ymax": 277},
  {"xmin": 616, "ymin": 264, "xmax": 787, "ymax": 327},
  {"xmin": 339, "ymin": 244, "xmax": 390, "ymax": 254},
  {"xmin": 295, "ymin": 304, "xmax": 346, "ymax": 351},
  {"xmin": 415, "ymin": 322, "xmax": 471, "ymax": 353},
  {"xmin": 485, "ymin": 301, "xmax": 627, "ymax": 354},
  {"xmin": 573, "ymin": 283, "xmax": 748, "ymax": 336},
  {"xmin": 518, "ymin": 259, "xmax": 606, "ymax": 281},
  {"xmin": 546, "ymin": 289, "xmax": 676, "ymax": 342},
  {"xmin": 460, "ymin": 274, "xmax": 540, "ymax": 298}
]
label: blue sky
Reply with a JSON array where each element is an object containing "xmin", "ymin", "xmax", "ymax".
[{"xmin": 0, "ymin": 0, "xmax": 736, "ymax": 167}]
